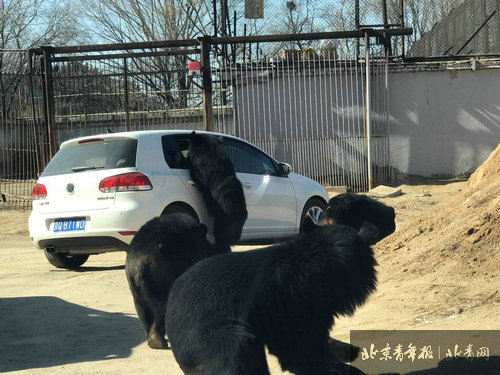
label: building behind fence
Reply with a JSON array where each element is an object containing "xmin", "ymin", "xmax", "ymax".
[{"xmin": 408, "ymin": 0, "xmax": 500, "ymax": 57}]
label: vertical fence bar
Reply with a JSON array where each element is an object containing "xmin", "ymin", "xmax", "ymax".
[
  {"xmin": 496, "ymin": 0, "xmax": 500, "ymax": 52},
  {"xmin": 199, "ymin": 37, "xmax": 215, "ymax": 132},
  {"xmin": 385, "ymin": 44, "xmax": 391, "ymax": 185},
  {"xmin": 364, "ymin": 32, "xmax": 372, "ymax": 191},
  {"xmin": 28, "ymin": 50, "xmax": 41, "ymax": 177},
  {"xmin": 355, "ymin": 0, "xmax": 360, "ymax": 59},
  {"xmin": 41, "ymin": 46, "xmax": 57, "ymax": 158},
  {"xmin": 400, "ymin": 0, "xmax": 405, "ymax": 58},
  {"xmin": 123, "ymin": 57, "xmax": 131, "ymax": 132}
]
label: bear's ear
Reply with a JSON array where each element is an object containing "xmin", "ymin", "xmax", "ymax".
[
  {"xmin": 302, "ymin": 215, "xmax": 320, "ymax": 233},
  {"xmin": 357, "ymin": 222, "xmax": 380, "ymax": 245},
  {"xmin": 189, "ymin": 131, "xmax": 203, "ymax": 146}
]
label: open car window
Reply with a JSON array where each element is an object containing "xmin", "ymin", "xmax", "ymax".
[
  {"xmin": 162, "ymin": 135, "xmax": 190, "ymax": 169},
  {"xmin": 162, "ymin": 134, "xmax": 279, "ymax": 176}
]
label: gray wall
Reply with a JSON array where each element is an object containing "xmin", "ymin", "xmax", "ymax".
[
  {"xmin": 388, "ymin": 68, "xmax": 500, "ymax": 176},
  {"xmin": 231, "ymin": 67, "xmax": 390, "ymax": 189}
]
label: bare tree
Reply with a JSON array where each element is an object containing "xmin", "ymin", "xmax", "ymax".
[
  {"xmin": 79, "ymin": 0, "xmax": 217, "ymax": 109},
  {"xmin": 0, "ymin": 0, "xmax": 81, "ymax": 119},
  {"xmin": 386, "ymin": 0, "xmax": 448, "ymax": 54},
  {"xmin": 79, "ymin": 0, "xmax": 214, "ymax": 43},
  {"xmin": 320, "ymin": 0, "xmax": 357, "ymax": 57},
  {"xmin": 0, "ymin": 0, "xmax": 81, "ymax": 49}
]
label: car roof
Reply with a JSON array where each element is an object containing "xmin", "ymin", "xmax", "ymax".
[{"xmin": 59, "ymin": 130, "xmax": 244, "ymax": 149}]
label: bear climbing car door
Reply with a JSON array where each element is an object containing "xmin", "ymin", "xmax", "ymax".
[{"xmin": 221, "ymin": 137, "xmax": 297, "ymax": 238}]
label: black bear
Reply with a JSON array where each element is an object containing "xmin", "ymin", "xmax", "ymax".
[
  {"xmin": 125, "ymin": 212, "xmax": 213, "ymax": 350},
  {"xmin": 165, "ymin": 221, "xmax": 378, "ymax": 375},
  {"xmin": 188, "ymin": 131, "xmax": 247, "ymax": 252},
  {"xmin": 320, "ymin": 193, "xmax": 396, "ymax": 242}
]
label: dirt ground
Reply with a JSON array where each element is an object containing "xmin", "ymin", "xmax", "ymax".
[{"xmin": 1, "ymin": 178, "xmax": 499, "ymax": 374}]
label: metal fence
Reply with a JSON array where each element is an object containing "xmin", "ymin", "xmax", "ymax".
[
  {"xmin": 0, "ymin": 28, "xmax": 411, "ymax": 210},
  {"xmin": 216, "ymin": 0, "xmax": 407, "ymax": 56},
  {"xmin": 214, "ymin": 36, "xmax": 391, "ymax": 189},
  {"xmin": 0, "ymin": 50, "xmax": 41, "ymax": 210},
  {"xmin": 217, "ymin": 0, "xmax": 395, "ymax": 33},
  {"xmin": 232, "ymin": 0, "xmax": 500, "ymax": 57}
]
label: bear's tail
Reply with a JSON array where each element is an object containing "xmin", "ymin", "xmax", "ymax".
[
  {"xmin": 357, "ymin": 222, "xmax": 380, "ymax": 245},
  {"xmin": 125, "ymin": 260, "xmax": 146, "ymax": 290}
]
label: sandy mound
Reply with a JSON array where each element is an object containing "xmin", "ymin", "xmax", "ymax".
[
  {"xmin": 378, "ymin": 144, "xmax": 500, "ymax": 280},
  {"xmin": 372, "ymin": 145, "xmax": 500, "ymax": 326}
]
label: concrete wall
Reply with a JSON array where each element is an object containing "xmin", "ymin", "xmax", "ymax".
[{"xmin": 388, "ymin": 68, "xmax": 500, "ymax": 177}]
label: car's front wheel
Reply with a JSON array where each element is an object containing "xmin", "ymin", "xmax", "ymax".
[
  {"xmin": 300, "ymin": 198, "xmax": 327, "ymax": 233},
  {"xmin": 44, "ymin": 250, "xmax": 89, "ymax": 269}
]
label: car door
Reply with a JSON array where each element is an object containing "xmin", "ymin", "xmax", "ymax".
[{"xmin": 221, "ymin": 137, "xmax": 297, "ymax": 237}]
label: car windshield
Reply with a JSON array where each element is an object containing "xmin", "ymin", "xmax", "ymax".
[{"xmin": 41, "ymin": 139, "xmax": 138, "ymax": 177}]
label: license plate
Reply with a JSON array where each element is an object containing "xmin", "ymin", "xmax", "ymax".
[{"xmin": 54, "ymin": 218, "xmax": 86, "ymax": 232}]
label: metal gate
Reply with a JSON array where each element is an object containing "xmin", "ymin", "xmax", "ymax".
[
  {"xmin": 0, "ymin": 50, "xmax": 41, "ymax": 210},
  {"xmin": 1, "ymin": 28, "xmax": 411, "ymax": 210}
]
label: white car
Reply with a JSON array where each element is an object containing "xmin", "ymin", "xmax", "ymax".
[{"xmin": 29, "ymin": 130, "xmax": 329, "ymax": 269}]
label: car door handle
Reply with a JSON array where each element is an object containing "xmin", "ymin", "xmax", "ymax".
[
  {"xmin": 242, "ymin": 183, "xmax": 252, "ymax": 189},
  {"xmin": 188, "ymin": 180, "xmax": 197, "ymax": 186}
]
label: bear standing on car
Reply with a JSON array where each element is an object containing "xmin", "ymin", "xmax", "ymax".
[
  {"xmin": 165, "ymin": 220, "xmax": 378, "ymax": 375},
  {"xmin": 125, "ymin": 212, "xmax": 212, "ymax": 349},
  {"xmin": 188, "ymin": 131, "xmax": 247, "ymax": 252}
]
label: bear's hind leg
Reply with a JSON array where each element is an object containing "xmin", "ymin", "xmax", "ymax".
[
  {"xmin": 128, "ymin": 281, "xmax": 154, "ymax": 336},
  {"xmin": 147, "ymin": 302, "xmax": 168, "ymax": 349},
  {"xmin": 129, "ymin": 276, "xmax": 168, "ymax": 349},
  {"xmin": 233, "ymin": 339, "xmax": 270, "ymax": 375},
  {"xmin": 177, "ymin": 331, "xmax": 270, "ymax": 375},
  {"xmin": 271, "ymin": 338, "xmax": 365, "ymax": 375},
  {"xmin": 212, "ymin": 218, "xmax": 233, "ymax": 254},
  {"xmin": 200, "ymin": 344, "xmax": 270, "ymax": 375}
]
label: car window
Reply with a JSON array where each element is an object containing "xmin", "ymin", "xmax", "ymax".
[
  {"xmin": 221, "ymin": 138, "xmax": 279, "ymax": 176},
  {"xmin": 162, "ymin": 134, "xmax": 190, "ymax": 169},
  {"xmin": 161, "ymin": 134, "xmax": 279, "ymax": 176},
  {"xmin": 41, "ymin": 139, "xmax": 137, "ymax": 177}
]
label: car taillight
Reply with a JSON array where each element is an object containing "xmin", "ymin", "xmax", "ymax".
[
  {"xmin": 32, "ymin": 183, "xmax": 47, "ymax": 200},
  {"xmin": 99, "ymin": 172, "xmax": 153, "ymax": 193},
  {"xmin": 78, "ymin": 137, "xmax": 104, "ymax": 144}
]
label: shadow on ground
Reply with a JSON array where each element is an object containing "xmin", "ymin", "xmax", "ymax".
[
  {"xmin": 74, "ymin": 265, "xmax": 126, "ymax": 272},
  {"xmin": 0, "ymin": 296, "xmax": 144, "ymax": 372}
]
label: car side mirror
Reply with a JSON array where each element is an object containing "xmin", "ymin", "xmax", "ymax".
[{"xmin": 279, "ymin": 162, "xmax": 292, "ymax": 176}]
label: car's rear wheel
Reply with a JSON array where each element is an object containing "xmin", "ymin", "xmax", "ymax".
[
  {"xmin": 44, "ymin": 250, "xmax": 89, "ymax": 269},
  {"xmin": 161, "ymin": 203, "xmax": 200, "ymax": 223},
  {"xmin": 300, "ymin": 198, "xmax": 327, "ymax": 233}
]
